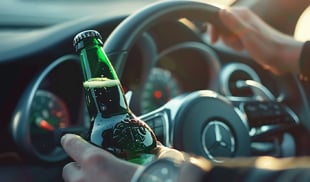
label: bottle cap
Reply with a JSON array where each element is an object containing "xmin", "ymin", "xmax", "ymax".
[{"xmin": 73, "ymin": 30, "xmax": 103, "ymax": 52}]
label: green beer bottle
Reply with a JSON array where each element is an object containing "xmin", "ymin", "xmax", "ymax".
[{"xmin": 73, "ymin": 30, "xmax": 157, "ymax": 164}]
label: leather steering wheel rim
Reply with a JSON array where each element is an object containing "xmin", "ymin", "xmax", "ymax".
[{"xmin": 103, "ymin": 0, "xmax": 227, "ymax": 74}]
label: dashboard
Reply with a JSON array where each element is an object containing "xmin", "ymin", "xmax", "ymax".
[{"xmin": 1, "ymin": 0, "xmax": 310, "ymax": 181}]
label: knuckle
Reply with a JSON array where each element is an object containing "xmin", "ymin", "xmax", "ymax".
[{"xmin": 82, "ymin": 150, "xmax": 104, "ymax": 166}]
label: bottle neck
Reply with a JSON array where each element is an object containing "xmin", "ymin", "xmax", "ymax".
[
  {"xmin": 79, "ymin": 39, "xmax": 130, "ymax": 117},
  {"xmin": 76, "ymin": 37, "xmax": 103, "ymax": 53}
]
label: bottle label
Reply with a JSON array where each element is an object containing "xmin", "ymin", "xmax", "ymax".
[{"xmin": 90, "ymin": 115, "xmax": 157, "ymax": 161}]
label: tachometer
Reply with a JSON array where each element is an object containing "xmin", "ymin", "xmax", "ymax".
[{"xmin": 140, "ymin": 68, "xmax": 181, "ymax": 114}]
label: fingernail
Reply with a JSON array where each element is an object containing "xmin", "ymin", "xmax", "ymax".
[{"xmin": 60, "ymin": 134, "xmax": 67, "ymax": 146}]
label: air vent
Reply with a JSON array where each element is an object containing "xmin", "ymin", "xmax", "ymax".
[{"xmin": 221, "ymin": 63, "xmax": 261, "ymax": 97}]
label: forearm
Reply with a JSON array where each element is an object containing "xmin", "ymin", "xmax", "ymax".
[
  {"xmin": 178, "ymin": 156, "xmax": 310, "ymax": 182},
  {"xmin": 204, "ymin": 165, "xmax": 310, "ymax": 182},
  {"xmin": 204, "ymin": 156, "xmax": 310, "ymax": 182},
  {"xmin": 139, "ymin": 156, "xmax": 310, "ymax": 182},
  {"xmin": 277, "ymin": 35, "xmax": 304, "ymax": 75}
]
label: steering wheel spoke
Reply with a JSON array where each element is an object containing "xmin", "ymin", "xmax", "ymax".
[
  {"xmin": 230, "ymin": 97, "xmax": 299, "ymax": 141},
  {"xmin": 139, "ymin": 107, "xmax": 172, "ymax": 147}
]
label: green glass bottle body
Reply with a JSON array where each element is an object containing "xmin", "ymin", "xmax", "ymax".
[{"xmin": 73, "ymin": 30, "xmax": 156, "ymax": 164}]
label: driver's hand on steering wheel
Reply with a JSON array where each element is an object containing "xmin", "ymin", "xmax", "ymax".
[{"xmin": 208, "ymin": 7, "xmax": 303, "ymax": 75}]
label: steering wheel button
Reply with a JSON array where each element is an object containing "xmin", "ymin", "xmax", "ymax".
[
  {"xmin": 154, "ymin": 127, "xmax": 164, "ymax": 137},
  {"xmin": 244, "ymin": 103, "xmax": 257, "ymax": 112}
]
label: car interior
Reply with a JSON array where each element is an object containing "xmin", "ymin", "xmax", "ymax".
[{"xmin": 1, "ymin": 0, "xmax": 310, "ymax": 181}]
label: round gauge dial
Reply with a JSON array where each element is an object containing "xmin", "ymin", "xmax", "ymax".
[
  {"xmin": 30, "ymin": 90, "xmax": 70, "ymax": 155},
  {"xmin": 141, "ymin": 68, "xmax": 181, "ymax": 114}
]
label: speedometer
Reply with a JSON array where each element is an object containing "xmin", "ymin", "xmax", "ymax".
[
  {"xmin": 140, "ymin": 68, "xmax": 181, "ymax": 114},
  {"xmin": 29, "ymin": 90, "xmax": 70, "ymax": 160}
]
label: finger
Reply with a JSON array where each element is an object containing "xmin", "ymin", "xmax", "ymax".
[
  {"xmin": 61, "ymin": 133, "xmax": 98, "ymax": 163},
  {"xmin": 221, "ymin": 34, "xmax": 244, "ymax": 51},
  {"xmin": 62, "ymin": 162, "xmax": 83, "ymax": 182},
  {"xmin": 207, "ymin": 23, "xmax": 219, "ymax": 44},
  {"xmin": 152, "ymin": 144, "xmax": 186, "ymax": 161},
  {"xmin": 219, "ymin": 8, "xmax": 249, "ymax": 38}
]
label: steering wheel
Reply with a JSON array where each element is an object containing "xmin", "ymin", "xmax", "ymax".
[{"xmin": 103, "ymin": 0, "xmax": 310, "ymax": 161}]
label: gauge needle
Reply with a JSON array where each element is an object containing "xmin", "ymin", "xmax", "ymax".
[
  {"xmin": 36, "ymin": 119, "xmax": 55, "ymax": 131},
  {"xmin": 215, "ymin": 123, "xmax": 222, "ymax": 142}
]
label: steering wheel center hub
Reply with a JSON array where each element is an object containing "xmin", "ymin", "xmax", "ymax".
[
  {"xmin": 202, "ymin": 120, "xmax": 236, "ymax": 162},
  {"xmin": 173, "ymin": 90, "xmax": 250, "ymax": 161}
]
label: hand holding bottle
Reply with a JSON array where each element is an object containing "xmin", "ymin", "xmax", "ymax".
[
  {"xmin": 61, "ymin": 134, "xmax": 191, "ymax": 182},
  {"xmin": 61, "ymin": 133, "xmax": 140, "ymax": 182}
]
